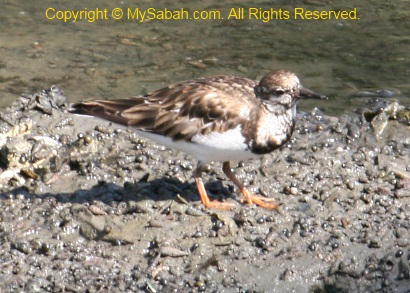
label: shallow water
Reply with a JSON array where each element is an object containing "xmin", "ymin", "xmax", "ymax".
[{"xmin": 1, "ymin": 0, "xmax": 409, "ymax": 115}]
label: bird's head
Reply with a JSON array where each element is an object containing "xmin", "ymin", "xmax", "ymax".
[{"xmin": 255, "ymin": 70, "xmax": 326, "ymax": 110}]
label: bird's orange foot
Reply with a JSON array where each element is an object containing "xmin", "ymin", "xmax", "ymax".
[
  {"xmin": 239, "ymin": 187, "xmax": 278, "ymax": 209},
  {"xmin": 195, "ymin": 178, "xmax": 235, "ymax": 210}
]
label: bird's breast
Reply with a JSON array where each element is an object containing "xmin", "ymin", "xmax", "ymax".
[{"xmin": 250, "ymin": 106, "xmax": 295, "ymax": 155}]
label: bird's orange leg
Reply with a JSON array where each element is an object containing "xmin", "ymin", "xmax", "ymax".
[
  {"xmin": 222, "ymin": 161, "xmax": 278, "ymax": 209},
  {"xmin": 194, "ymin": 163, "xmax": 235, "ymax": 210}
]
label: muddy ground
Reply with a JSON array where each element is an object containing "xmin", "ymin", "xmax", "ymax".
[{"xmin": 0, "ymin": 87, "xmax": 409, "ymax": 292}]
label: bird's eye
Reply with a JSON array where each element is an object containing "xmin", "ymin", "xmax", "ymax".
[{"xmin": 271, "ymin": 89, "xmax": 285, "ymax": 95}]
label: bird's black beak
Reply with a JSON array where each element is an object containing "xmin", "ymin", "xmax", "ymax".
[{"xmin": 299, "ymin": 87, "xmax": 327, "ymax": 100}]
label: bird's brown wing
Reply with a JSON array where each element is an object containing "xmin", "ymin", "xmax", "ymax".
[
  {"xmin": 71, "ymin": 76, "xmax": 259, "ymax": 141},
  {"xmin": 70, "ymin": 97, "xmax": 155, "ymax": 127}
]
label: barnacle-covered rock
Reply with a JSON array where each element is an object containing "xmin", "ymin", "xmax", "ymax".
[{"xmin": 357, "ymin": 98, "xmax": 410, "ymax": 142}]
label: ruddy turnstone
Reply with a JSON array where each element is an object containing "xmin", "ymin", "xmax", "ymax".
[{"xmin": 70, "ymin": 70, "xmax": 325, "ymax": 209}]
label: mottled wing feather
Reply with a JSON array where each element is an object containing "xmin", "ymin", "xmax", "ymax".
[
  {"xmin": 70, "ymin": 98, "xmax": 156, "ymax": 127},
  {"xmin": 71, "ymin": 76, "xmax": 259, "ymax": 141}
]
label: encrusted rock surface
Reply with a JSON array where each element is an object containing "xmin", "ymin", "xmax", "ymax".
[{"xmin": 0, "ymin": 87, "xmax": 409, "ymax": 292}]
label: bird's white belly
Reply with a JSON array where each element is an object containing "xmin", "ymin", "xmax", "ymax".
[{"xmin": 135, "ymin": 125, "xmax": 259, "ymax": 163}]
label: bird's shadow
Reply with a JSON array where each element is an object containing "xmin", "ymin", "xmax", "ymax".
[{"xmin": 4, "ymin": 175, "xmax": 234, "ymax": 209}]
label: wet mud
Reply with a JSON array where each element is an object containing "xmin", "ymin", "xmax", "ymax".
[{"xmin": 0, "ymin": 87, "xmax": 410, "ymax": 292}]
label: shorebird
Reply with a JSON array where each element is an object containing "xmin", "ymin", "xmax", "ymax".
[{"xmin": 70, "ymin": 70, "xmax": 325, "ymax": 209}]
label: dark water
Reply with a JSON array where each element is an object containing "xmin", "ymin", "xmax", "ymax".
[{"xmin": 1, "ymin": 0, "xmax": 409, "ymax": 115}]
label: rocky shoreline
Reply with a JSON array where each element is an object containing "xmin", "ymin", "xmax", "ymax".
[{"xmin": 0, "ymin": 87, "xmax": 409, "ymax": 292}]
